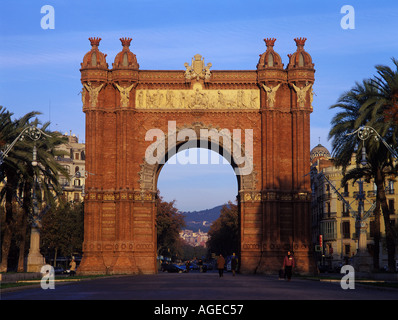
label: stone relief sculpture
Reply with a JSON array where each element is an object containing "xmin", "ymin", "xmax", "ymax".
[
  {"xmin": 115, "ymin": 83, "xmax": 136, "ymax": 108},
  {"xmin": 309, "ymin": 86, "xmax": 316, "ymax": 110},
  {"xmin": 80, "ymin": 87, "xmax": 86, "ymax": 107},
  {"xmin": 135, "ymin": 88, "xmax": 260, "ymax": 110},
  {"xmin": 262, "ymin": 83, "xmax": 281, "ymax": 108},
  {"xmin": 184, "ymin": 54, "xmax": 212, "ymax": 80},
  {"xmin": 83, "ymin": 82, "xmax": 104, "ymax": 107},
  {"xmin": 292, "ymin": 82, "xmax": 312, "ymax": 108},
  {"xmin": 250, "ymin": 91, "xmax": 258, "ymax": 108}
]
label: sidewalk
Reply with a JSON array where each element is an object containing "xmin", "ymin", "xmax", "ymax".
[{"xmin": 0, "ymin": 272, "xmax": 42, "ymax": 283}]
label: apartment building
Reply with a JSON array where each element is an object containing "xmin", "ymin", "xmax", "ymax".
[
  {"xmin": 56, "ymin": 132, "xmax": 86, "ymax": 202},
  {"xmin": 310, "ymin": 143, "xmax": 397, "ymax": 271}
]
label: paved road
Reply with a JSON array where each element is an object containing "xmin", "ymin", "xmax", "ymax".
[{"xmin": 2, "ymin": 271, "xmax": 397, "ymax": 301}]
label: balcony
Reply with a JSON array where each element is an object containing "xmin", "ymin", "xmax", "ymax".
[
  {"xmin": 323, "ymin": 193, "xmax": 333, "ymax": 201},
  {"xmin": 323, "ymin": 212, "xmax": 337, "ymax": 220},
  {"xmin": 367, "ymin": 191, "xmax": 376, "ymax": 198}
]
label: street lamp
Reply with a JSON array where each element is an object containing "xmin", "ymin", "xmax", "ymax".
[
  {"xmin": 346, "ymin": 125, "xmax": 397, "ymax": 272},
  {"xmin": 0, "ymin": 125, "xmax": 47, "ymax": 165},
  {"xmin": 25, "ymin": 126, "xmax": 51, "ymax": 272}
]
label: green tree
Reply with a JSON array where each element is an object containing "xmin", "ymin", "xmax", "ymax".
[
  {"xmin": 206, "ymin": 201, "xmax": 239, "ymax": 257},
  {"xmin": 156, "ymin": 191, "xmax": 185, "ymax": 260},
  {"xmin": 41, "ymin": 201, "xmax": 84, "ymax": 264}
]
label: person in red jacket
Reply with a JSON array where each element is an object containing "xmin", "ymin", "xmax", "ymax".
[
  {"xmin": 217, "ymin": 254, "xmax": 226, "ymax": 278},
  {"xmin": 283, "ymin": 251, "xmax": 295, "ymax": 281}
]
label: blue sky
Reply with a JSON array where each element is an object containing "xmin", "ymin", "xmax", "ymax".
[{"xmin": 1, "ymin": 0, "xmax": 398, "ymax": 211}]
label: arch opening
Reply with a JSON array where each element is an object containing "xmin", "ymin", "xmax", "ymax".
[{"xmin": 157, "ymin": 147, "xmax": 240, "ymax": 270}]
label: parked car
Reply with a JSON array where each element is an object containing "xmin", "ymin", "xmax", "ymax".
[
  {"xmin": 189, "ymin": 263, "xmax": 199, "ymax": 271},
  {"xmin": 161, "ymin": 263, "xmax": 185, "ymax": 273},
  {"xmin": 53, "ymin": 266, "xmax": 65, "ymax": 275}
]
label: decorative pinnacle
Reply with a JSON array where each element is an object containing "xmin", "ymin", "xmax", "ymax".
[
  {"xmin": 264, "ymin": 38, "xmax": 276, "ymax": 48},
  {"xmin": 294, "ymin": 37, "xmax": 307, "ymax": 48},
  {"xmin": 89, "ymin": 37, "xmax": 101, "ymax": 47},
  {"xmin": 120, "ymin": 37, "xmax": 132, "ymax": 48}
]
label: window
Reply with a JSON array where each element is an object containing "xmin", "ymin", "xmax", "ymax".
[
  {"xmin": 267, "ymin": 53, "xmax": 274, "ymax": 67},
  {"xmin": 343, "ymin": 184, "xmax": 349, "ymax": 197},
  {"xmin": 298, "ymin": 53, "xmax": 304, "ymax": 67},
  {"xmin": 91, "ymin": 52, "xmax": 97, "ymax": 66},
  {"xmin": 75, "ymin": 153, "xmax": 80, "ymax": 160},
  {"xmin": 342, "ymin": 221, "xmax": 350, "ymax": 239},
  {"xmin": 369, "ymin": 220, "xmax": 375, "ymax": 238},
  {"xmin": 321, "ymin": 221, "xmax": 336, "ymax": 240},
  {"xmin": 342, "ymin": 202, "xmax": 349, "ymax": 217},
  {"xmin": 344, "ymin": 244, "xmax": 351, "ymax": 255},
  {"xmin": 389, "ymin": 199, "xmax": 395, "ymax": 215},
  {"xmin": 123, "ymin": 52, "xmax": 129, "ymax": 66},
  {"xmin": 388, "ymin": 180, "xmax": 394, "ymax": 194}
]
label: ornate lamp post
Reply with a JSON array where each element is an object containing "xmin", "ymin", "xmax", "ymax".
[
  {"xmin": 25, "ymin": 127, "xmax": 51, "ymax": 272},
  {"xmin": 347, "ymin": 126, "xmax": 397, "ymax": 272}
]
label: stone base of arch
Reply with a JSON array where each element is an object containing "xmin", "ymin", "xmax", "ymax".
[{"xmin": 78, "ymin": 195, "xmax": 315, "ymax": 276}]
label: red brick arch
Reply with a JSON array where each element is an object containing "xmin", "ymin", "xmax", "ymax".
[{"xmin": 78, "ymin": 37, "xmax": 316, "ymax": 275}]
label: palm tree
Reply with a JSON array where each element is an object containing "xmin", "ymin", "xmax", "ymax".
[
  {"xmin": 1, "ymin": 107, "xmax": 40, "ymax": 272},
  {"xmin": 356, "ymin": 58, "xmax": 398, "ymax": 271},
  {"xmin": 328, "ymin": 80, "xmax": 375, "ymax": 170},
  {"xmin": 0, "ymin": 107, "xmax": 68, "ymax": 272},
  {"xmin": 329, "ymin": 66, "xmax": 398, "ymax": 272},
  {"xmin": 369, "ymin": 58, "xmax": 398, "ymax": 127}
]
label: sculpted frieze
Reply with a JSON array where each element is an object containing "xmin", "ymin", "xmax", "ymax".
[{"xmin": 135, "ymin": 87, "xmax": 260, "ymax": 110}]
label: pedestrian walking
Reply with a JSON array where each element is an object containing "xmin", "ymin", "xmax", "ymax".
[
  {"xmin": 282, "ymin": 251, "xmax": 295, "ymax": 281},
  {"xmin": 69, "ymin": 257, "xmax": 76, "ymax": 276},
  {"xmin": 231, "ymin": 253, "xmax": 238, "ymax": 276},
  {"xmin": 217, "ymin": 254, "xmax": 225, "ymax": 277},
  {"xmin": 198, "ymin": 259, "xmax": 203, "ymax": 272}
]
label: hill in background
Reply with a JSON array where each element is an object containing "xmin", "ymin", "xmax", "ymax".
[{"xmin": 181, "ymin": 204, "xmax": 228, "ymax": 233}]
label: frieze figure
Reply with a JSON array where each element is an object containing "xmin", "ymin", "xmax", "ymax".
[
  {"xmin": 292, "ymin": 81, "xmax": 312, "ymax": 108},
  {"xmin": 83, "ymin": 82, "xmax": 104, "ymax": 107},
  {"xmin": 115, "ymin": 83, "xmax": 136, "ymax": 108},
  {"xmin": 262, "ymin": 83, "xmax": 281, "ymax": 108}
]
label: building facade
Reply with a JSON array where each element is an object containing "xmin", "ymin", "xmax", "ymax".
[
  {"xmin": 56, "ymin": 132, "xmax": 86, "ymax": 202},
  {"xmin": 179, "ymin": 229, "xmax": 209, "ymax": 247},
  {"xmin": 310, "ymin": 144, "xmax": 398, "ymax": 271}
]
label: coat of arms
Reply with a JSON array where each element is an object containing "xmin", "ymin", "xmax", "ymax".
[{"xmin": 184, "ymin": 54, "xmax": 212, "ymax": 80}]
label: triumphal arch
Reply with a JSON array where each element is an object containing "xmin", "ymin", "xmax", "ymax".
[{"xmin": 78, "ymin": 36, "xmax": 315, "ymax": 275}]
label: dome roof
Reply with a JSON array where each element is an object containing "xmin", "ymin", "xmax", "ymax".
[
  {"xmin": 112, "ymin": 37, "xmax": 139, "ymax": 70},
  {"xmin": 310, "ymin": 143, "xmax": 331, "ymax": 162},
  {"xmin": 257, "ymin": 38, "xmax": 284, "ymax": 70},
  {"xmin": 287, "ymin": 38, "xmax": 314, "ymax": 69},
  {"xmin": 81, "ymin": 37, "xmax": 108, "ymax": 69}
]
